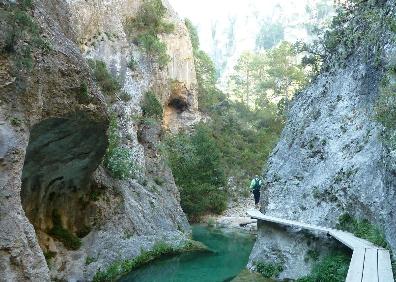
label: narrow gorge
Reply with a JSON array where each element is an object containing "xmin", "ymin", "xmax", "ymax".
[{"xmin": 1, "ymin": 0, "xmax": 396, "ymax": 281}]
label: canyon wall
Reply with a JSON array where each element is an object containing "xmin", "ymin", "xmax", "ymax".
[
  {"xmin": 0, "ymin": 0, "xmax": 199, "ymax": 280},
  {"xmin": 248, "ymin": 1, "xmax": 396, "ymax": 279}
]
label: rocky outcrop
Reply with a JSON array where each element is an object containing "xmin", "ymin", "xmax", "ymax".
[
  {"xmin": 66, "ymin": 0, "xmax": 201, "ymax": 133},
  {"xmin": 249, "ymin": 1, "xmax": 396, "ymax": 279},
  {"xmin": 0, "ymin": 0, "xmax": 199, "ymax": 281}
]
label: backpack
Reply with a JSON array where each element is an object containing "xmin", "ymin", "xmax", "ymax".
[{"xmin": 253, "ymin": 178, "xmax": 261, "ymax": 190}]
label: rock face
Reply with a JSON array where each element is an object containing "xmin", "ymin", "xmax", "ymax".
[
  {"xmin": 249, "ymin": 2, "xmax": 396, "ymax": 279},
  {"xmin": 66, "ymin": 0, "xmax": 201, "ymax": 133},
  {"xmin": 0, "ymin": 0, "xmax": 199, "ymax": 281}
]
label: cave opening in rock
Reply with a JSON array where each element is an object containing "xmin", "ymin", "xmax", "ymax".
[
  {"xmin": 20, "ymin": 115, "xmax": 108, "ymax": 251},
  {"xmin": 168, "ymin": 97, "xmax": 190, "ymax": 112}
]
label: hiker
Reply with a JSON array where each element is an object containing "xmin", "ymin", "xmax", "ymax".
[{"xmin": 250, "ymin": 175, "xmax": 262, "ymax": 208}]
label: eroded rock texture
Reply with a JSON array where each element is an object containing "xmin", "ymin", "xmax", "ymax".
[
  {"xmin": 249, "ymin": 1, "xmax": 396, "ymax": 279},
  {"xmin": 0, "ymin": 0, "xmax": 198, "ymax": 281}
]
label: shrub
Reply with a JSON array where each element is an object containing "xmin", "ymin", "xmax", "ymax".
[
  {"xmin": 164, "ymin": 124, "xmax": 227, "ymax": 220},
  {"xmin": 77, "ymin": 81, "xmax": 90, "ymax": 104},
  {"xmin": 10, "ymin": 117, "xmax": 22, "ymax": 127},
  {"xmin": 80, "ymin": 81, "xmax": 89, "ymax": 97},
  {"xmin": 180, "ymin": 183, "xmax": 227, "ymax": 219},
  {"xmin": 185, "ymin": 19, "xmax": 199, "ymax": 51},
  {"xmin": 297, "ymin": 252, "xmax": 350, "ymax": 282},
  {"xmin": 87, "ymin": 59, "xmax": 121, "ymax": 97},
  {"xmin": 104, "ymin": 115, "xmax": 138, "ymax": 180},
  {"xmin": 105, "ymin": 142, "xmax": 136, "ymax": 179},
  {"xmin": 306, "ymin": 249, "xmax": 320, "ymax": 261},
  {"xmin": 141, "ymin": 91, "xmax": 163, "ymax": 120},
  {"xmin": 76, "ymin": 225, "xmax": 91, "ymax": 238},
  {"xmin": 336, "ymin": 213, "xmax": 388, "ymax": 248},
  {"xmin": 124, "ymin": 0, "xmax": 174, "ymax": 68},
  {"xmin": 137, "ymin": 33, "xmax": 170, "ymax": 67},
  {"xmin": 49, "ymin": 210, "xmax": 81, "ymax": 250},
  {"xmin": 128, "ymin": 0, "xmax": 169, "ymax": 33},
  {"xmin": 255, "ymin": 261, "xmax": 284, "ymax": 278},
  {"xmin": 2, "ymin": 2, "xmax": 51, "ymax": 72}
]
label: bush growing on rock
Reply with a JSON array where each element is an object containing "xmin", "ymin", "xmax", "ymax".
[
  {"xmin": 87, "ymin": 59, "xmax": 121, "ymax": 97},
  {"xmin": 124, "ymin": 0, "xmax": 174, "ymax": 68},
  {"xmin": 297, "ymin": 251, "xmax": 350, "ymax": 282},
  {"xmin": 142, "ymin": 91, "xmax": 163, "ymax": 120},
  {"xmin": 1, "ymin": 0, "xmax": 51, "ymax": 72},
  {"xmin": 127, "ymin": 56, "xmax": 137, "ymax": 71},
  {"xmin": 337, "ymin": 213, "xmax": 388, "ymax": 248},
  {"xmin": 137, "ymin": 33, "xmax": 170, "ymax": 67},
  {"xmin": 255, "ymin": 261, "xmax": 284, "ymax": 278},
  {"xmin": 105, "ymin": 147, "xmax": 137, "ymax": 179},
  {"xmin": 104, "ymin": 115, "xmax": 138, "ymax": 180}
]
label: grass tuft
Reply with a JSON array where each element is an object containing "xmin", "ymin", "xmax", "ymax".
[
  {"xmin": 337, "ymin": 213, "xmax": 388, "ymax": 248},
  {"xmin": 254, "ymin": 261, "xmax": 284, "ymax": 278},
  {"xmin": 297, "ymin": 251, "xmax": 350, "ymax": 282}
]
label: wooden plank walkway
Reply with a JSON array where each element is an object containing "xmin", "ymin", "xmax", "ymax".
[{"xmin": 247, "ymin": 209, "xmax": 394, "ymax": 282}]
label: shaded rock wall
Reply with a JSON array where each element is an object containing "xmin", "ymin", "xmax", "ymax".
[
  {"xmin": 21, "ymin": 116, "xmax": 108, "ymax": 235},
  {"xmin": 0, "ymin": 0, "xmax": 108, "ymax": 280}
]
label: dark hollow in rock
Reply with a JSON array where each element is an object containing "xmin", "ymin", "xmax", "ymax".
[
  {"xmin": 168, "ymin": 96, "xmax": 190, "ymax": 112},
  {"xmin": 21, "ymin": 114, "xmax": 108, "ymax": 250}
]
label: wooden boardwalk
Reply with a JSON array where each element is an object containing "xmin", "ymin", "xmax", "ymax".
[{"xmin": 247, "ymin": 209, "xmax": 394, "ymax": 282}]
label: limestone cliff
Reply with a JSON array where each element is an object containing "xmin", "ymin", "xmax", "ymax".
[
  {"xmin": 249, "ymin": 1, "xmax": 396, "ymax": 279},
  {"xmin": 0, "ymin": 0, "xmax": 199, "ymax": 281},
  {"xmin": 66, "ymin": 0, "xmax": 201, "ymax": 132}
]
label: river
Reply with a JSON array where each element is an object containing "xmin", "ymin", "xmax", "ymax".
[{"xmin": 119, "ymin": 225, "xmax": 259, "ymax": 282}]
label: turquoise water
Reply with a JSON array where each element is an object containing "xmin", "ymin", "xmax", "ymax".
[{"xmin": 119, "ymin": 225, "xmax": 256, "ymax": 282}]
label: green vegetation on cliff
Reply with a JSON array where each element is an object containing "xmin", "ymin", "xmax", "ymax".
[
  {"xmin": 1, "ymin": 0, "xmax": 51, "ymax": 72},
  {"xmin": 297, "ymin": 252, "xmax": 350, "ymax": 282},
  {"xmin": 104, "ymin": 115, "xmax": 138, "ymax": 180},
  {"xmin": 301, "ymin": 0, "xmax": 396, "ymax": 70},
  {"xmin": 88, "ymin": 59, "xmax": 121, "ymax": 97},
  {"xmin": 255, "ymin": 261, "xmax": 284, "ymax": 279},
  {"xmin": 124, "ymin": 0, "xmax": 174, "ymax": 68},
  {"xmin": 337, "ymin": 213, "xmax": 388, "ymax": 248},
  {"xmin": 376, "ymin": 61, "xmax": 396, "ymax": 149},
  {"xmin": 142, "ymin": 91, "xmax": 163, "ymax": 120}
]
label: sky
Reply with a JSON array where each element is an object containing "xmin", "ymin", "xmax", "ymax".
[
  {"xmin": 166, "ymin": 0, "xmax": 332, "ymax": 87},
  {"xmin": 168, "ymin": 0, "xmax": 272, "ymax": 52},
  {"xmin": 167, "ymin": 0, "xmax": 315, "ymax": 52}
]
